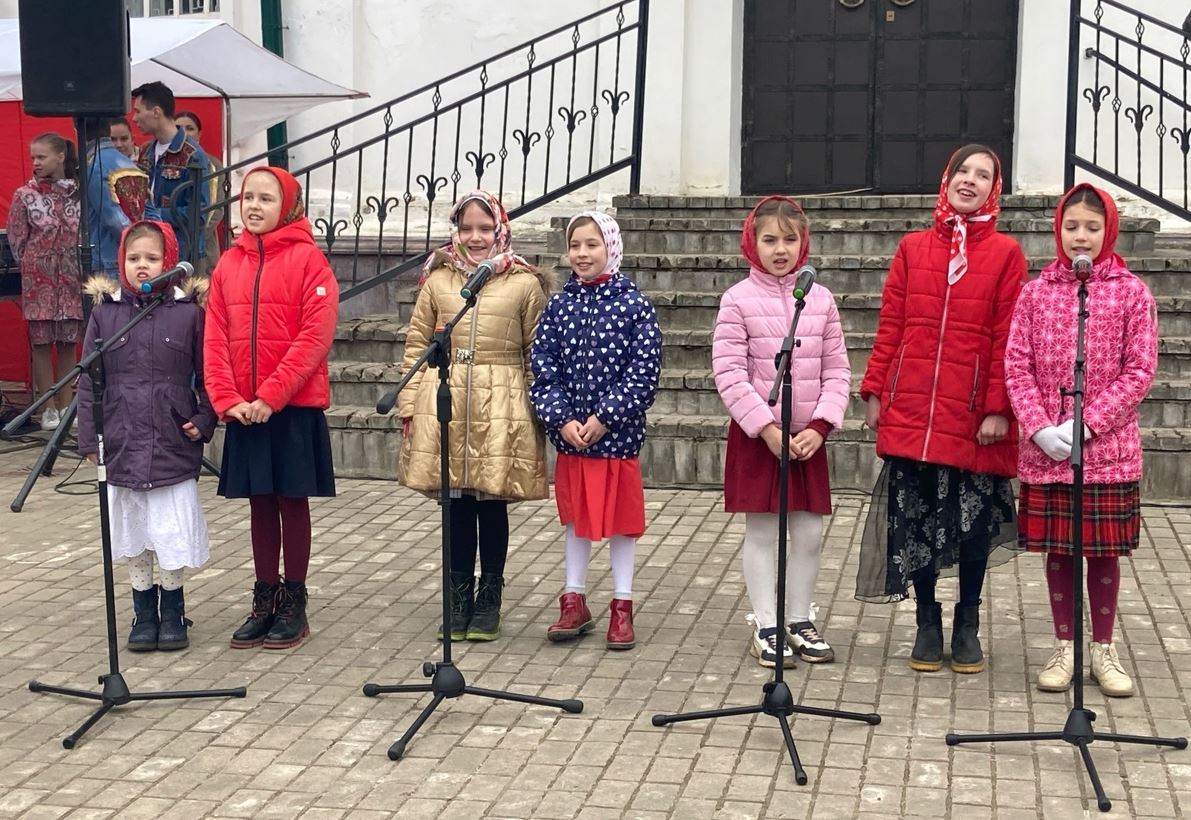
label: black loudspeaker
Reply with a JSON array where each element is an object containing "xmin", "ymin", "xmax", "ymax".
[{"xmin": 18, "ymin": 0, "xmax": 130, "ymax": 117}]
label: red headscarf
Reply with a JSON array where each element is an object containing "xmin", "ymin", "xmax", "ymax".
[
  {"xmin": 240, "ymin": 166, "xmax": 307, "ymax": 230},
  {"xmin": 1053, "ymin": 182, "xmax": 1121, "ymax": 269},
  {"xmin": 118, "ymin": 219, "xmax": 180, "ymax": 294},
  {"xmin": 740, "ymin": 195, "xmax": 811, "ymax": 275},
  {"xmin": 933, "ymin": 147, "xmax": 1003, "ymax": 286}
]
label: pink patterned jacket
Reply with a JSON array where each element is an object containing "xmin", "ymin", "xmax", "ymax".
[
  {"xmin": 1004, "ymin": 255, "xmax": 1158, "ymax": 485},
  {"xmin": 712, "ymin": 267, "xmax": 851, "ymax": 438}
]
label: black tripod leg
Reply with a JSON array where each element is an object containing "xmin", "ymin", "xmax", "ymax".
[
  {"xmin": 777, "ymin": 714, "xmax": 808, "ymax": 785},
  {"xmin": 62, "ymin": 701, "xmax": 116, "ymax": 750},
  {"xmin": 651, "ymin": 704, "xmax": 765, "ymax": 727},
  {"xmin": 945, "ymin": 731, "xmax": 1065, "ymax": 746},
  {"xmin": 363, "ymin": 683, "xmax": 434, "ymax": 697},
  {"xmin": 10, "ymin": 403, "xmax": 78, "ymax": 512},
  {"xmin": 389, "ymin": 693, "xmax": 446, "ymax": 760},
  {"xmin": 28, "ymin": 681, "xmax": 104, "ymax": 700},
  {"xmin": 130, "ymin": 686, "xmax": 247, "ymax": 701},
  {"xmin": 1094, "ymin": 732, "xmax": 1189, "ymax": 749},
  {"xmin": 1077, "ymin": 741, "xmax": 1112, "ymax": 812},
  {"xmin": 201, "ymin": 456, "xmax": 220, "ymax": 478},
  {"xmin": 791, "ymin": 704, "xmax": 881, "ymax": 725},
  {"xmin": 464, "ymin": 686, "xmax": 583, "ymax": 713}
]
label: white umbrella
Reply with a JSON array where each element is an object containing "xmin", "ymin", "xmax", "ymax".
[{"xmin": 0, "ymin": 17, "xmax": 367, "ymax": 143}]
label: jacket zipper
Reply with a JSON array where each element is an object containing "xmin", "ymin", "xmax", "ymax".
[
  {"xmin": 969, "ymin": 355, "xmax": 981, "ymax": 411},
  {"xmin": 889, "ymin": 347, "xmax": 906, "ymax": 405},
  {"xmin": 250, "ymin": 236, "xmax": 265, "ymax": 395},
  {"xmin": 921, "ymin": 286, "xmax": 952, "ymax": 460},
  {"xmin": 461, "ymin": 290, "xmax": 481, "ymax": 486}
]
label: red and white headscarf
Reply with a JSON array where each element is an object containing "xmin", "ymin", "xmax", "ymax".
[
  {"xmin": 933, "ymin": 148, "xmax": 1003, "ymax": 286},
  {"xmin": 566, "ymin": 210, "xmax": 623, "ymax": 286},
  {"xmin": 420, "ymin": 189, "xmax": 532, "ymax": 283}
]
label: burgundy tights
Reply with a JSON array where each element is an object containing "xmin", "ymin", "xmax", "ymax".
[
  {"xmin": 249, "ymin": 495, "xmax": 311, "ymax": 583},
  {"xmin": 1044, "ymin": 553, "xmax": 1121, "ymax": 643}
]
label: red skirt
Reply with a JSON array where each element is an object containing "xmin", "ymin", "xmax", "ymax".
[
  {"xmin": 1019, "ymin": 482, "xmax": 1140, "ymax": 557},
  {"xmin": 723, "ymin": 420, "xmax": 832, "ymax": 515},
  {"xmin": 554, "ymin": 453, "xmax": 646, "ymax": 541}
]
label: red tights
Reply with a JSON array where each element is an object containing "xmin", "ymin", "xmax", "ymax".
[
  {"xmin": 1044, "ymin": 553, "xmax": 1121, "ymax": 643},
  {"xmin": 249, "ymin": 495, "xmax": 311, "ymax": 583}
]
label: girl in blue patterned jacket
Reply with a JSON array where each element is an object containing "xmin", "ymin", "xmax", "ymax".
[{"xmin": 531, "ymin": 212, "xmax": 662, "ymax": 650}]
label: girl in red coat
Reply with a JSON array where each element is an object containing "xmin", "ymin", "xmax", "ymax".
[
  {"xmin": 1005, "ymin": 184, "xmax": 1158, "ymax": 698},
  {"xmin": 204, "ymin": 167, "xmax": 339, "ymax": 651},
  {"xmin": 857, "ymin": 145, "xmax": 1027, "ymax": 675}
]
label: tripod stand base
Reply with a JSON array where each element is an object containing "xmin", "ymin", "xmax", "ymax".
[
  {"xmin": 29, "ymin": 673, "xmax": 247, "ymax": 749},
  {"xmin": 946, "ymin": 707, "xmax": 1187, "ymax": 812},
  {"xmin": 363, "ymin": 661, "xmax": 583, "ymax": 760},
  {"xmin": 652, "ymin": 681, "xmax": 881, "ymax": 785}
]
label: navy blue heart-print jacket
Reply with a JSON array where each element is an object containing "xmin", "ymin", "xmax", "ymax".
[{"xmin": 530, "ymin": 272, "xmax": 662, "ymax": 458}]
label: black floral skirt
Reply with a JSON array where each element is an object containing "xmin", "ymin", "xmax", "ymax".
[{"xmin": 855, "ymin": 457, "xmax": 1020, "ymax": 603}]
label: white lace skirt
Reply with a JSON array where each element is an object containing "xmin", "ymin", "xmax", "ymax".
[{"xmin": 107, "ymin": 480, "xmax": 210, "ymax": 570}]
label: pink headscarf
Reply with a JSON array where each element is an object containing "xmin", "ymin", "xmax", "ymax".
[{"xmin": 420, "ymin": 189, "xmax": 532, "ymax": 283}]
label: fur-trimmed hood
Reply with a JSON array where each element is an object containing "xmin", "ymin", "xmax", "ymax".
[{"xmin": 82, "ymin": 273, "xmax": 209, "ymax": 308}]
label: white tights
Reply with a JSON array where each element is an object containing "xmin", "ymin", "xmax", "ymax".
[
  {"xmin": 127, "ymin": 550, "xmax": 184, "ymax": 592},
  {"xmin": 563, "ymin": 524, "xmax": 635, "ymax": 600},
  {"xmin": 741, "ymin": 512, "xmax": 824, "ymax": 629}
]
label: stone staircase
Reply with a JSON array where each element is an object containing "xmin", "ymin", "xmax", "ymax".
[{"xmin": 317, "ymin": 194, "xmax": 1191, "ymax": 500}]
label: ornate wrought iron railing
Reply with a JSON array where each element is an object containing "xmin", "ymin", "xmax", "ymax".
[
  {"xmin": 1065, "ymin": 0, "xmax": 1191, "ymax": 220},
  {"xmin": 184, "ymin": 0, "xmax": 650, "ymax": 302}
]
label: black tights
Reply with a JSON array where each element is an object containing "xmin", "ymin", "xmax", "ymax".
[
  {"xmin": 448, "ymin": 495, "xmax": 509, "ymax": 578},
  {"xmin": 913, "ymin": 553, "xmax": 988, "ymax": 607}
]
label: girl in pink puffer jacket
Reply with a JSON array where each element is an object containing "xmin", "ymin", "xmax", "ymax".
[{"xmin": 712, "ymin": 196, "xmax": 851, "ymax": 668}]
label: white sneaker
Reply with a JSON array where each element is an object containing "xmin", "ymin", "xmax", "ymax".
[
  {"xmin": 1036, "ymin": 639, "xmax": 1074, "ymax": 692},
  {"xmin": 40, "ymin": 407, "xmax": 60, "ymax": 431},
  {"xmin": 747, "ymin": 615, "xmax": 796, "ymax": 668},
  {"xmin": 787, "ymin": 620, "xmax": 835, "ymax": 663},
  {"xmin": 1090, "ymin": 641, "xmax": 1134, "ymax": 698}
]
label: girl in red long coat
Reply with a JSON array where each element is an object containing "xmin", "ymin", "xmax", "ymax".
[
  {"xmin": 204, "ymin": 167, "xmax": 339, "ymax": 651},
  {"xmin": 6, "ymin": 133, "xmax": 82, "ymax": 430},
  {"xmin": 856, "ymin": 144, "xmax": 1027, "ymax": 675}
]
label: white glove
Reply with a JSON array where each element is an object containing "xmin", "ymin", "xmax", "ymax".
[
  {"xmin": 1056, "ymin": 418, "xmax": 1093, "ymax": 443},
  {"xmin": 1032, "ymin": 425, "xmax": 1073, "ymax": 461}
]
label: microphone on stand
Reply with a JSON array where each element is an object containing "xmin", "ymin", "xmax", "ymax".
[
  {"xmin": 139, "ymin": 260, "xmax": 194, "ymax": 293},
  {"xmin": 460, "ymin": 259, "xmax": 499, "ymax": 300},
  {"xmin": 792, "ymin": 264, "xmax": 817, "ymax": 300},
  {"xmin": 1072, "ymin": 253, "xmax": 1093, "ymax": 283}
]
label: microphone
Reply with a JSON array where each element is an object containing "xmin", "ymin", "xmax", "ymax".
[
  {"xmin": 1072, "ymin": 253, "xmax": 1093, "ymax": 282},
  {"xmin": 792, "ymin": 264, "xmax": 817, "ymax": 300},
  {"xmin": 139, "ymin": 260, "xmax": 194, "ymax": 293},
  {"xmin": 460, "ymin": 259, "xmax": 499, "ymax": 300}
]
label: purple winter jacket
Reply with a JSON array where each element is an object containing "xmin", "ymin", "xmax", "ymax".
[{"xmin": 76, "ymin": 276, "xmax": 217, "ymax": 490}]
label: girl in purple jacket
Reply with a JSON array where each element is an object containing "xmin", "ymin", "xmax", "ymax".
[
  {"xmin": 77, "ymin": 220, "xmax": 216, "ymax": 653},
  {"xmin": 712, "ymin": 197, "xmax": 851, "ymax": 668}
]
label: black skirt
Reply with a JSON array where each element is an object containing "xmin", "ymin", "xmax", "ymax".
[{"xmin": 217, "ymin": 406, "xmax": 336, "ymax": 499}]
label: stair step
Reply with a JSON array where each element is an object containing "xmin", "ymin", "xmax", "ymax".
[{"xmin": 612, "ymin": 193, "xmax": 1065, "ymax": 220}]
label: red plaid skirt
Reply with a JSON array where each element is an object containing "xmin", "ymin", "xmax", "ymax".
[{"xmin": 1019, "ymin": 482, "xmax": 1141, "ymax": 557}]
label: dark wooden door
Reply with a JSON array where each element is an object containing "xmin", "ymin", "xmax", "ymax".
[{"xmin": 742, "ymin": 0, "xmax": 1019, "ymax": 194}]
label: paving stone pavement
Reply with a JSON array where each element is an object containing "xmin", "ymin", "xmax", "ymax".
[{"xmin": 0, "ymin": 440, "xmax": 1187, "ymax": 819}]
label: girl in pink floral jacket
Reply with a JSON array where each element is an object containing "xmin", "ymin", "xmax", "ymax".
[
  {"xmin": 712, "ymin": 196, "xmax": 851, "ymax": 668},
  {"xmin": 1004, "ymin": 183, "xmax": 1158, "ymax": 699}
]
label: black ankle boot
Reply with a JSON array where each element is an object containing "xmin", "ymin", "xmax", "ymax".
[
  {"xmin": 951, "ymin": 601, "xmax": 985, "ymax": 673},
  {"xmin": 157, "ymin": 586, "xmax": 191, "ymax": 650},
  {"xmin": 264, "ymin": 580, "xmax": 309, "ymax": 649},
  {"xmin": 910, "ymin": 601, "xmax": 943, "ymax": 672},
  {"xmin": 128, "ymin": 586, "xmax": 159, "ymax": 652},
  {"xmin": 438, "ymin": 572, "xmax": 475, "ymax": 641},
  {"xmin": 466, "ymin": 574, "xmax": 504, "ymax": 641},
  {"xmin": 230, "ymin": 580, "xmax": 279, "ymax": 649}
]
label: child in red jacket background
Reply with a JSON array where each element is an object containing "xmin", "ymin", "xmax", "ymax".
[{"xmin": 204, "ymin": 167, "xmax": 339, "ymax": 651}]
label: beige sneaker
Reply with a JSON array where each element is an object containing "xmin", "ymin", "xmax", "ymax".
[
  {"xmin": 1089, "ymin": 641, "xmax": 1134, "ymax": 698},
  {"xmin": 1037, "ymin": 639, "xmax": 1075, "ymax": 692}
]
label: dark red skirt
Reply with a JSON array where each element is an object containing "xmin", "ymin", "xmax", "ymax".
[
  {"xmin": 555, "ymin": 453, "xmax": 646, "ymax": 541},
  {"xmin": 723, "ymin": 420, "xmax": 832, "ymax": 515},
  {"xmin": 1019, "ymin": 482, "xmax": 1140, "ymax": 557}
]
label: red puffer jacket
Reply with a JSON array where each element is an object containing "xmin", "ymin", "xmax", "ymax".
[
  {"xmin": 860, "ymin": 221, "xmax": 1027, "ymax": 477},
  {"xmin": 203, "ymin": 218, "xmax": 339, "ymax": 416}
]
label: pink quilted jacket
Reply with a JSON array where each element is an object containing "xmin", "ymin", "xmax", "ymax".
[
  {"xmin": 1004, "ymin": 256, "xmax": 1158, "ymax": 485},
  {"xmin": 713, "ymin": 268, "xmax": 852, "ymax": 437}
]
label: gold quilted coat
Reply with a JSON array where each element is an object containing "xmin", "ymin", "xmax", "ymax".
[{"xmin": 397, "ymin": 264, "xmax": 549, "ymax": 501}]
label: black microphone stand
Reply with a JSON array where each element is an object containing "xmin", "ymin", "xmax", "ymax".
[
  {"xmin": 363, "ymin": 293, "xmax": 582, "ymax": 761},
  {"xmin": 25, "ymin": 288, "xmax": 247, "ymax": 748},
  {"xmin": 945, "ymin": 273, "xmax": 1186, "ymax": 812},
  {"xmin": 651, "ymin": 284, "xmax": 880, "ymax": 785}
]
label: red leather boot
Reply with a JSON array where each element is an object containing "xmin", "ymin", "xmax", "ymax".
[
  {"xmin": 547, "ymin": 592, "xmax": 594, "ymax": 642},
  {"xmin": 606, "ymin": 598, "xmax": 635, "ymax": 650}
]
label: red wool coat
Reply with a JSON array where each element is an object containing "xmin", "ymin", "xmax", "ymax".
[
  {"xmin": 861, "ymin": 221, "xmax": 1028, "ymax": 477},
  {"xmin": 203, "ymin": 218, "xmax": 339, "ymax": 417}
]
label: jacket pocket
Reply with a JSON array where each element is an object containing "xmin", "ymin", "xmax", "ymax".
[
  {"xmin": 969, "ymin": 355, "xmax": 981, "ymax": 411},
  {"xmin": 888, "ymin": 347, "xmax": 907, "ymax": 406}
]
